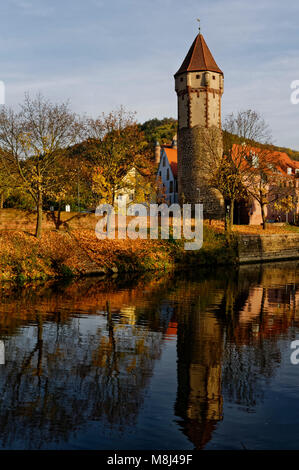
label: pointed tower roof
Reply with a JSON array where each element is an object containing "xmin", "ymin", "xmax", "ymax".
[{"xmin": 175, "ymin": 34, "xmax": 223, "ymax": 77}]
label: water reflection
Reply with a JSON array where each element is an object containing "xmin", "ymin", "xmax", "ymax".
[
  {"xmin": 174, "ymin": 263, "xmax": 299, "ymax": 448},
  {"xmin": 0, "ymin": 262, "xmax": 298, "ymax": 449}
]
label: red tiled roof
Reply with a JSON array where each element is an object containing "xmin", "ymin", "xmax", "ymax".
[
  {"xmin": 163, "ymin": 147, "xmax": 177, "ymax": 164},
  {"xmin": 170, "ymin": 162, "xmax": 178, "ymax": 178},
  {"xmin": 165, "ymin": 321, "xmax": 178, "ymax": 339},
  {"xmin": 163, "ymin": 147, "xmax": 178, "ymax": 177},
  {"xmin": 273, "ymin": 151, "xmax": 299, "ymax": 175},
  {"xmin": 231, "ymin": 144, "xmax": 299, "ymax": 176},
  {"xmin": 175, "ymin": 34, "xmax": 223, "ymax": 77}
]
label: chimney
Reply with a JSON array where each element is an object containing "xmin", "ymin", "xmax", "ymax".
[
  {"xmin": 155, "ymin": 141, "xmax": 161, "ymax": 164},
  {"xmin": 172, "ymin": 134, "xmax": 177, "ymax": 149}
]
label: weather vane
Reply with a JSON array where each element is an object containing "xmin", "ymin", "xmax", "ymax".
[{"xmin": 197, "ymin": 18, "xmax": 201, "ymax": 33}]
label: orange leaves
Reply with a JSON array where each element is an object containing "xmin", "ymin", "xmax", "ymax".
[
  {"xmin": 71, "ymin": 230, "xmax": 172, "ymax": 272},
  {"xmin": 0, "ymin": 228, "xmax": 176, "ymax": 281}
]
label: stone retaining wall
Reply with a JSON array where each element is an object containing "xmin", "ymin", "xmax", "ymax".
[{"xmin": 238, "ymin": 233, "xmax": 299, "ymax": 264}]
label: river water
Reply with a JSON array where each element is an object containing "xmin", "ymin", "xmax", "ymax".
[{"xmin": 0, "ymin": 261, "xmax": 298, "ymax": 450}]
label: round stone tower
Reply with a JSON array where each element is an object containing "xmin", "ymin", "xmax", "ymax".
[{"xmin": 174, "ymin": 26, "xmax": 224, "ymax": 219}]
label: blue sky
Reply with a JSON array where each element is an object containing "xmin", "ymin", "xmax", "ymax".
[{"xmin": 1, "ymin": 0, "xmax": 299, "ymax": 148}]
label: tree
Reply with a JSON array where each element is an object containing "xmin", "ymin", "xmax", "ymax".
[
  {"xmin": 0, "ymin": 158, "xmax": 14, "ymax": 208},
  {"xmin": 223, "ymin": 109, "xmax": 272, "ymax": 144},
  {"xmin": 245, "ymin": 154, "xmax": 296, "ymax": 228},
  {"xmin": 201, "ymin": 128, "xmax": 248, "ymax": 232},
  {"xmin": 201, "ymin": 110, "xmax": 286, "ymax": 230},
  {"xmin": 208, "ymin": 148, "xmax": 247, "ymax": 231},
  {"xmin": 44, "ymin": 151, "xmax": 85, "ymax": 230},
  {"xmin": 84, "ymin": 107, "xmax": 152, "ymax": 205},
  {"xmin": 0, "ymin": 94, "xmax": 81, "ymax": 237},
  {"xmin": 65, "ymin": 141, "xmax": 98, "ymax": 210},
  {"xmin": 140, "ymin": 117, "xmax": 177, "ymax": 146},
  {"xmin": 222, "ymin": 110, "xmax": 274, "ymax": 229},
  {"xmin": 273, "ymin": 195, "xmax": 296, "ymax": 223}
]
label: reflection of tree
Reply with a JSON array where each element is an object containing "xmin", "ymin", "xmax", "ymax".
[
  {"xmin": 222, "ymin": 340, "xmax": 281, "ymax": 409},
  {"xmin": 0, "ymin": 262, "xmax": 298, "ymax": 449},
  {"xmin": 0, "ymin": 279, "xmax": 169, "ymax": 449},
  {"xmin": 220, "ymin": 264, "xmax": 298, "ymax": 409},
  {"xmin": 220, "ymin": 275, "xmax": 290, "ymax": 409}
]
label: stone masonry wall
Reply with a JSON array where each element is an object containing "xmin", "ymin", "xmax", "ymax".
[
  {"xmin": 238, "ymin": 233, "xmax": 299, "ymax": 263},
  {"xmin": 178, "ymin": 125, "xmax": 224, "ymax": 220}
]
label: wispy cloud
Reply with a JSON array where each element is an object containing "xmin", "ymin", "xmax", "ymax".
[
  {"xmin": 11, "ymin": 0, "xmax": 54, "ymax": 16},
  {"xmin": 1, "ymin": 0, "xmax": 298, "ymax": 148}
]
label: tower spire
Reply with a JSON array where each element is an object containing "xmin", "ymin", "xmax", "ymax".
[
  {"xmin": 197, "ymin": 18, "xmax": 201, "ymax": 34},
  {"xmin": 174, "ymin": 25, "xmax": 224, "ymax": 218}
]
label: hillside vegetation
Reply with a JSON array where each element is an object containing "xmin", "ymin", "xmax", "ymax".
[{"xmin": 141, "ymin": 117, "xmax": 299, "ymax": 161}]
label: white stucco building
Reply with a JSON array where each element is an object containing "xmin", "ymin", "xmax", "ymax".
[{"xmin": 156, "ymin": 137, "xmax": 178, "ymax": 205}]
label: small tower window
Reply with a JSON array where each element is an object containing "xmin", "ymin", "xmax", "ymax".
[
  {"xmin": 167, "ymin": 168, "xmax": 169, "ymax": 180},
  {"xmin": 169, "ymin": 181, "xmax": 174, "ymax": 193},
  {"xmin": 212, "ymin": 75, "xmax": 215, "ymax": 80},
  {"xmin": 180, "ymin": 77, "xmax": 183, "ymax": 82},
  {"xmin": 163, "ymin": 157, "xmax": 166, "ymax": 167},
  {"xmin": 196, "ymin": 74, "xmax": 200, "ymax": 79}
]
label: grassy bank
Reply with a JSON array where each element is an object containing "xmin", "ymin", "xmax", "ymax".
[
  {"xmin": 0, "ymin": 224, "xmax": 237, "ymax": 282},
  {"xmin": 2, "ymin": 208, "xmax": 297, "ymax": 283}
]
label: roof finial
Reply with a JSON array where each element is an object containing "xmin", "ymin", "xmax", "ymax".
[{"xmin": 197, "ymin": 18, "xmax": 201, "ymax": 33}]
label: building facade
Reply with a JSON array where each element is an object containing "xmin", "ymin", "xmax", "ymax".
[
  {"xmin": 233, "ymin": 149, "xmax": 299, "ymax": 225},
  {"xmin": 156, "ymin": 138, "xmax": 178, "ymax": 205}
]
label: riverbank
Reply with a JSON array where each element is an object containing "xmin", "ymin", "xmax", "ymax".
[
  {"xmin": 1, "ymin": 208, "xmax": 299, "ymax": 282},
  {"xmin": 0, "ymin": 225, "xmax": 236, "ymax": 282}
]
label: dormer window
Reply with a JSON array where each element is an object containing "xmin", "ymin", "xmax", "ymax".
[{"xmin": 287, "ymin": 167, "xmax": 293, "ymax": 175}]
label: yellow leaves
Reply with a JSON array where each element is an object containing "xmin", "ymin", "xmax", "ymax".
[
  {"xmin": 92, "ymin": 168, "xmax": 112, "ymax": 202},
  {"xmin": 274, "ymin": 195, "xmax": 296, "ymax": 213}
]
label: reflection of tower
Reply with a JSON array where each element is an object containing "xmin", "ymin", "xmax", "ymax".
[
  {"xmin": 175, "ymin": 302, "xmax": 223, "ymax": 449},
  {"xmin": 174, "ymin": 23, "xmax": 224, "ymax": 218}
]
